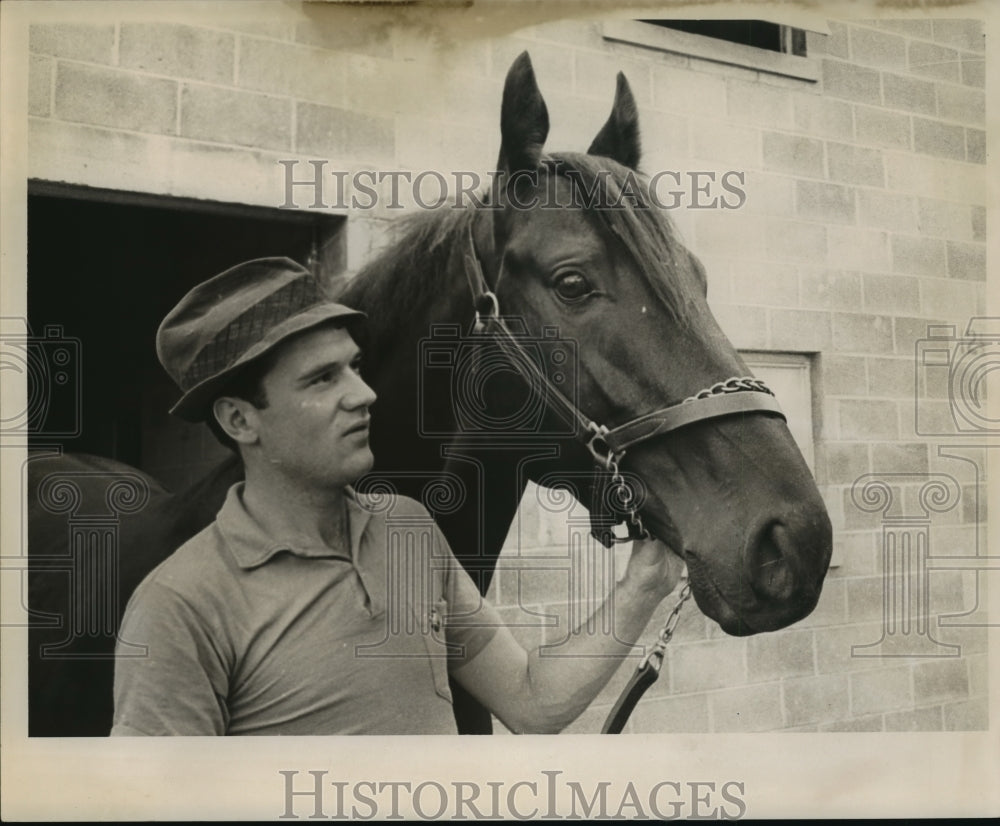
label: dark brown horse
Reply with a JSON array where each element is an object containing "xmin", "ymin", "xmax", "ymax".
[{"xmin": 27, "ymin": 53, "xmax": 832, "ymax": 736}]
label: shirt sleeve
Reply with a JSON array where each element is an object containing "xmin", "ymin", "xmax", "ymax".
[
  {"xmin": 111, "ymin": 578, "xmax": 230, "ymax": 736},
  {"xmin": 432, "ymin": 525, "xmax": 504, "ymax": 669}
]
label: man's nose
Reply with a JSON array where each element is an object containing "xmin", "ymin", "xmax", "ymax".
[{"xmin": 346, "ymin": 373, "xmax": 377, "ymax": 409}]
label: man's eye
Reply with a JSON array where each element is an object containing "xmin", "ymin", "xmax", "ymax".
[{"xmin": 310, "ymin": 370, "xmax": 335, "ymax": 385}]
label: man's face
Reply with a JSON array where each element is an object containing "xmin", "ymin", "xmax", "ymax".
[{"xmin": 250, "ymin": 324, "xmax": 377, "ymax": 491}]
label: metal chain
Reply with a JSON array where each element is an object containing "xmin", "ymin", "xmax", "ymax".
[
  {"xmin": 641, "ymin": 580, "xmax": 693, "ymax": 672},
  {"xmin": 683, "ymin": 376, "xmax": 773, "ymax": 404}
]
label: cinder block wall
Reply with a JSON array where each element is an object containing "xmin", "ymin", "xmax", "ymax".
[{"xmin": 26, "ymin": 11, "xmax": 987, "ymax": 733}]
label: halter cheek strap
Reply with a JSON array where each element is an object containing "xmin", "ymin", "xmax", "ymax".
[{"xmin": 461, "ymin": 222, "xmax": 786, "ymax": 547}]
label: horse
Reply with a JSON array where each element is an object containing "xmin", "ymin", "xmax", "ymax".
[{"xmin": 26, "ymin": 52, "xmax": 832, "ymax": 736}]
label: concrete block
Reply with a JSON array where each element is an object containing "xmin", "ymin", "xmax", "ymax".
[
  {"xmin": 729, "ymin": 259, "xmax": 798, "ymax": 307},
  {"xmin": 849, "ymin": 26, "xmax": 906, "ymax": 69},
  {"xmin": 686, "ymin": 119, "xmax": 760, "ymax": 168},
  {"xmin": 821, "ymin": 59, "xmax": 880, "ymax": 105},
  {"xmin": 181, "ymin": 83, "xmax": 290, "ymax": 151},
  {"xmin": 913, "ymin": 117, "xmax": 966, "ymax": 161},
  {"xmin": 827, "ymin": 142, "xmax": 884, "ymax": 186},
  {"xmin": 796, "ymin": 180, "xmax": 855, "ymax": 224},
  {"xmin": 971, "ymin": 205, "xmax": 985, "ymax": 242},
  {"xmin": 943, "ymin": 698, "xmax": 988, "ymax": 730},
  {"xmin": 877, "ymin": 19, "xmax": 933, "ymax": 39},
  {"xmin": 884, "ymin": 705, "xmax": 943, "ymax": 731},
  {"xmin": 28, "ymin": 54, "xmax": 52, "ymax": 117},
  {"xmin": 854, "ymin": 105, "xmax": 911, "ymax": 150},
  {"xmin": 866, "ymin": 356, "xmax": 918, "ymax": 399},
  {"xmin": 882, "ymin": 72, "xmax": 937, "ymax": 115},
  {"xmin": 725, "ymin": 78, "xmax": 794, "ymax": 127},
  {"xmin": 765, "ymin": 219, "xmax": 827, "ymax": 262},
  {"xmin": 120, "ymin": 23, "xmax": 234, "ymax": 84},
  {"xmin": 871, "ymin": 442, "xmax": 928, "ymax": 474},
  {"xmin": 936, "ymin": 83, "xmax": 985, "ymax": 126},
  {"xmin": 850, "ymin": 666, "xmax": 913, "ymax": 714},
  {"xmin": 670, "ymin": 638, "xmax": 747, "ymax": 693},
  {"xmin": 833, "ymin": 313, "xmax": 895, "ymax": 355},
  {"xmin": 826, "ymin": 226, "xmax": 890, "ymax": 271},
  {"xmin": 792, "ymin": 95, "xmax": 853, "ymax": 140},
  {"xmin": 55, "ymin": 63, "xmax": 177, "ymax": 135},
  {"xmin": 839, "ymin": 399, "xmax": 899, "ymax": 439},
  {"xmin": 913, "ymin": 659, "xmax": 969, "ymax": 704},
  {"xmin": 815, "ymin": 622, "xmax": 885, "ymax": 673},
  {"xmin": 931, "ymin": 19, "xmax": 984, "ymax": 52},
  {"xmin": 630, "ymin": 692, "xmax": 710, "ymax": 733},
  {"xmin": 29, "ymin": 22, "xmax": 115, "ymax": 64},
  {"xmin": 823, "ymin": 21, "xmax": 850, "ymax": 59},
  {"xmin": 769, "ymin": 308, "xmax": 833, "ymax": 351},
  {"xmin": 917, "ymin": 198, "xmax": 974, "ymax": 241},
  {"xmin": 946, "ymin": 241, "xmax": 986, "ymax": 281},
  {"xmin": 748, "ymin": 630, "xmax": 814, "ymax": 681},
  {"xmin": 799, "ymin": 269, "xmax": 862, "ymax": 312},
  {"xmin": 710, "ymin": 304, "xmax": 768, "ymax": 350},
  {"xmin": 710, "ymin": 683, "xmax": 784, "ymax": 732},
  {"xmin": 961, "ymin": 56, "xmax": 985, "ymax": 87},
  {"xmin": 862, "ymin": 273, "xmax": 920, "ymax": 315},
  {"xmin": 891, "ymin": 234, "xmax": 947, "ymax": 277},
  {"xmin": 884, "ymin": 151, "xmax": 986, "ymax": 204},
  {"xmin": 965, "ymin": 128, "xmax": 985, "ymax": 164},
  {"xmin": 921, "ymin": 276, "xmax": 983, "ymax": 318},
  {"xmin": 762, "ymin": 132, "xmax": 824, "ymax": 177},
  {"xmin": 907, "ymin": 40, "xmax": 960, "ymax": 82},
  {"xmin": 783, "ymin": 674, "xmax": 849, "ymax": 726},
  {"xmin": 857, "ymin": 190, "xmax": 916, "ymax": 233},
  {"xmin": 238, "ymin": 36, "xmax": 347, "ymax": 106},
  {"xmin": 821, "ymin": 442, "xmax": 869, "ymax": 484},
  {"xmin": 829, "ymin": 531, "xmax": 879, "ymax": 575},
  {"xmin": 577, "ymin": 52, "xmax": 653, "ymax": 107},
  {"xmin": 821, "ymin": 714, "xmax": 883, "ymax": 732}
]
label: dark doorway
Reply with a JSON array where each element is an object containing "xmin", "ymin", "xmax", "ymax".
[{"xmin": 27, "ymin": 182, "xmax": 345, "ymax": 490}]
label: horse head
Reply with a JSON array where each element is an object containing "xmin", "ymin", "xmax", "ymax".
[{"xmin": 478, "ymin": 52, "xmax": 832, "ymax": 635}]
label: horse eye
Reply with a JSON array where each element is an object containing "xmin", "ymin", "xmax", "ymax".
[{"xmin": 553, "ymin": 272, "xmax": 593, "ymax": 302}]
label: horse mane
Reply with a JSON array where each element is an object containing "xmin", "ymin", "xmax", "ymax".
[{"xmin": 337, "ymin": 206, "xmax": 476, "ymax": 363}]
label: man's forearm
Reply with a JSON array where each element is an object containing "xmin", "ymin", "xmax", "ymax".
[{"xmin": 517, "ymin": 573, "xmax": 671, "ymax": 733}]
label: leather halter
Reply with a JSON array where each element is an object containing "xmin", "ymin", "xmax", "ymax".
[{"xmin": 460, "ymin": 222, "xmax": 786, "ymax": 547}]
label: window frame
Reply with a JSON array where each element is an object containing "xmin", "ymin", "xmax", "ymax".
[{"xmin": 602, "ymin": 18, "xmax": 822, "ymax": 83}]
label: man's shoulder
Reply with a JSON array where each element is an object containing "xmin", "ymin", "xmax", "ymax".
[
  {"xmin": 352, "ymin": 489, "xmax": 436, "ymax": 520},
  {"xmin": 134, "ymin": 520, "xmax": 231, "ymax": 600}
]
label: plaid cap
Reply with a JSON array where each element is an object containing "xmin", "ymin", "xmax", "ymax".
[{"xmin": 156, "ymin": 257, "xmax": 365, "ymax": 422}]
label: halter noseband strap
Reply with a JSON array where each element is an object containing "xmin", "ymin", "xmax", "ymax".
[{"xmin": 461, "ymin": 222, "xmax": 786, "ymax": 546}]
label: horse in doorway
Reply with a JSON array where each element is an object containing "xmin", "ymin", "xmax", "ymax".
[{"xmin": 26, "ymin": 52, "xmax": 831, "ymax": 736}]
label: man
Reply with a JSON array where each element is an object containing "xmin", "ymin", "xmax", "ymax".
[{"xmin": 112, "ymin": 257, "xmax": 685, "ymax": 736}]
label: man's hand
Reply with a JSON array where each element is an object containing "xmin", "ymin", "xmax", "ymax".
[{"xmin": 624, "ymin": 536, "xmax": 687, "ymax": 602}]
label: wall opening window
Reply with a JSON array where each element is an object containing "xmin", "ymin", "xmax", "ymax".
[
  {"xmin": 639, "ymin": 19, "xmax": 807, "ymax": 56},
  {"xmin": 27, "ymin": 182, "xmax": 346, "ymax": 492},
  {"xmin": 602, "ymin": 18, "xmax": 822, "ymax": 82}
]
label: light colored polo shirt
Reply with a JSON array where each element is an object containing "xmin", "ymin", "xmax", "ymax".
[{"xmin": 111, "ymin": 483, "xmax": 502, "ymax": 735}]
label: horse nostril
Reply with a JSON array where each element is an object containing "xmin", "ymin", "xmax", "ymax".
[{"xmin": 750, "ymin": 524, "xmax": 795, "ymax": 602}]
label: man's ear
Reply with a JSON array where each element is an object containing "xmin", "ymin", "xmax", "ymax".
[{"xmin": 212, "ymin": 397, "xmax": 259, "ymax": 446}]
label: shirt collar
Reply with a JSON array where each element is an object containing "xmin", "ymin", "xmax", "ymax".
[{"xmin": 217, "ymin": 482, "xmax": 375, "ymax": 571}]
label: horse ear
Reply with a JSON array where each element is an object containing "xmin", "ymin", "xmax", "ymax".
[
  {"xmin": 587, "ymin": 72, "xmax": 641, "ymax": 170},
  {"xmin": 497, "ymin": 51, "xmax": 549, "ymax": 175}
]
